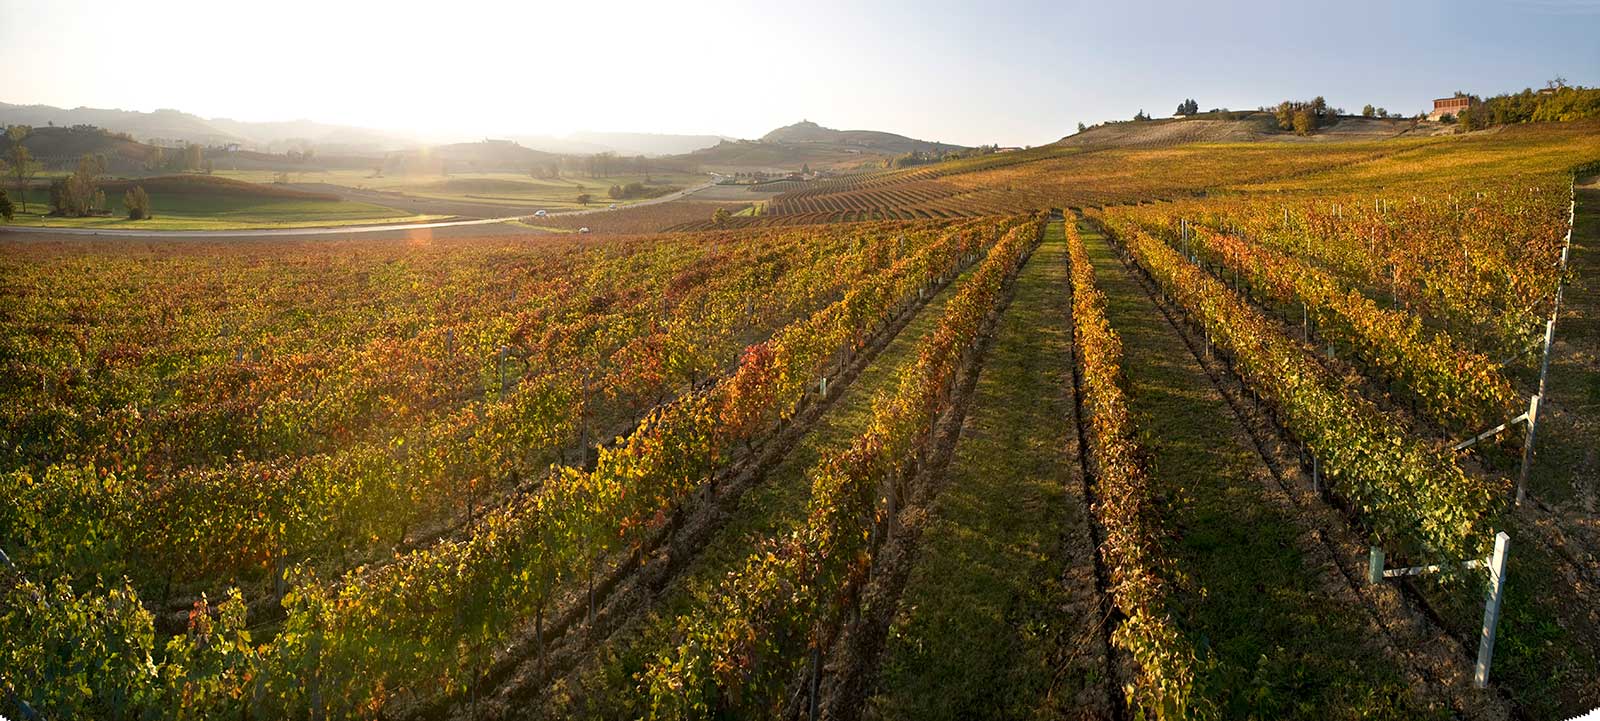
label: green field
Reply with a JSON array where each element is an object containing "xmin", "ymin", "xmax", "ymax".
[
  {"xmin": 4, "ymin": 188, "xmax": 441, "ymax": 230},
  {"xmin": 213, "ymin": 169, "xmax": 709, "ymax": 209}
]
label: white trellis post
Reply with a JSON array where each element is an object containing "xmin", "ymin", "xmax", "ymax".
[
  {"xmin": 1475, "ymin": 532, "xmax": 1511, "ymax": 688},
  {"xmin": 1367, "ymin": 532, "xmax": 1511, "ymax": 688},
  {"xmin": 1515, "ymin": 394, "xmax": 1541, "ymax": 505}
]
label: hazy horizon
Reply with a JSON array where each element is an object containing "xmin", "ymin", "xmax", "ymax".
[{"xmin": 3, "ymin": 0, "xmax": 1598, "ymax": 147}]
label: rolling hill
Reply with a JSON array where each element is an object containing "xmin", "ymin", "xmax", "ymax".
[
  {"xmin": 672, "ymin": 120, "xmax": 969, "ymax": 172},
  {"xmin": 511, "ymin": 131, "xmax": 729, "ymax": 157},
  {"xmin": 0, "ymin": 102, "xmax": 408, "ymax": 153},
  {"xmin": 1057, "ymin": 112, "xmax": 1451, "ymax": 148},
  {"xmin": 759, "ymin": 120, "xmax": 965, "ymax": 154},
  {"xmin": 0, "ymin": 125, "xmax": 163, "ymax": 172}
]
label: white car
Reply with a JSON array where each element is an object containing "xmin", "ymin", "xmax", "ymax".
[
  {"xmin": 578, "ymin": 227, "xmax": 591, "ymax": 234},
  {"xmin": 608, "ymin": 204, "xmax": 617, "ymax": 210},
  {"xmin": 533, "ymin": 209, "xmax": 548, "ymax": 218}
]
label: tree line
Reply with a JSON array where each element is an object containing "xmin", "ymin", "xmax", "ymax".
[{"xmin": 1449, "ymin": 79, "xmax": 1600, "ymax": 131}]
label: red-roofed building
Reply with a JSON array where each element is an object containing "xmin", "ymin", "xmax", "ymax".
[{"xmin": 1428, "ymin": 94, "xmax": 1474, "ymax": 121}]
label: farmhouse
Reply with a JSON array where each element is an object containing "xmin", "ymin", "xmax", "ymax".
[{"xmin": 1428, "ymin": 94, "xmax": 1474, "ymax": 121}]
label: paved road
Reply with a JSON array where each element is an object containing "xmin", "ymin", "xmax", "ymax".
[{"xmin": 0, "ymin": 181, "xmax": 716, "ymax": 240}]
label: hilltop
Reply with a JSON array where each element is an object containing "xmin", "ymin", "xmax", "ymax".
[
  {"xmin": 672, "ymin": 120, "xmax": 967, "ymax": 172},
  {"xmin": 759, "ymin": 120, "xmax": 965, "ymax": 154},
  {"xmin": 1057, "ymin": 111, "xmax": 1451, "ymax": 148}
]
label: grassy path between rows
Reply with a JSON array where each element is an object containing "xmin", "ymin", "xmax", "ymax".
[
  {"xmin": 862, "ymin": 223, "xmax": 1110, "ymax": 720},
  {"xmin": 531, "ymin": 262, "xmax": 981, "ymax": 720},
  {"xmin": 1079, "ymin": 224, "xmax": 1437, "ymax": 719},
  {"xmin": 1527, "ymin": 174, "xmax": 1599, "ymax": 508}
]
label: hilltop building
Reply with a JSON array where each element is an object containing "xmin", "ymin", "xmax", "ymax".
[{"xmin": 1428, "ymin": 94, "xmax": 1474, "ymax": 121}]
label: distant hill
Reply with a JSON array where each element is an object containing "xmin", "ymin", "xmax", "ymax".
[
  {"xmin": 380, "ymin": 139, "xmax": 560, "ymax": 175},
  {"xmin": 571, "ymin": 131, "xmax": 727, "ymax": 156},
  {"xmin": 760, "ymin": 120, "xmax": 965, "ymax": 155},
  {"xmin": 200, "ymin": 117, "xmax": 411, "ymax": 154},
  {"xmin": 0, "ymin": 103, "xmax": 243, "ymax": 146},
  {"xmin": 430, "ymin": 140, "xmax": 557, "ymax": 166},
  {"xmin": 511, "ymin": 131, "xmax": 729, "ymax": 157},
  {"xmin": 0, "ymin": 102, "xmax": 410, "ymax": 153},
  {"xmin": 673, "ymin": 120, "xmax": 968, "ymax": 172},
  {"xmin": 0, "ymin": 125, "xmax": 162, "ymax": 172},
  {"xmin": 0, "ymin": 101, "xmax": 732, "ymax": 159}
]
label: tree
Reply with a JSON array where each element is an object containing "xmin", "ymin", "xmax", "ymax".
[
  {"xmin": 124, "ymin": 186, "xmax": 151, "ymax": 220},
  {"xmin": 1134, "ymin": 109, "xmax": 1150, "ymax": 121},
  {"xmin": 1175, "ymin": 99, "xmax": 1198, "ymax": 115},
  {"xmin": 576, "ymin": 193, "xmax": 592, "ymax": 206},
  {"xmin": 1292, "ymin": 108, "xmax": 1316, "ymax": 135},
  {"xmin": 50, "ymin": 155, "xmax": 107, "ymax": 217},
  {"xmin": 801, "ymin": 163, "xmax": 810, "ymax": 175},
  {"xmin": 0, "ymin": 188, "xmax": 13, "ymax": 221},
  {"xmin": 1274, "ymin": 101, "xmax": 1295, "ymax": 130},
  {"xmin": 183, "ymin": 143, "xmax": 204, "ymax": 172},
  {"xmin": 1077, "ymin": 122, "xmax": 1087, "ymax": 133},
  {"xmin": 1362, "ymin": 104, "xmax": 1376, "ymax": 117},
  {"xmin": 6, "ymin": 125, "xmax": 41, "ymax": 214},
  {"xmin": 712, "ymin": 207, "xmax": 730, "ymax": 226}
]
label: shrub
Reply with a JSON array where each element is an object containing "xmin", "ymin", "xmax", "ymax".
[{"xmin": 125, "ymin": 186, "xmax": 151, "ymax": 220}]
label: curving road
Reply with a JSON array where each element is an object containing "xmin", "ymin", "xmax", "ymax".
[{"xmin": 0, "ymin": 181, "xmax": 716, "ymax": 240}]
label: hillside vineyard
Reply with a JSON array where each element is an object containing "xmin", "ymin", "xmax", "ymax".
[{"xmin": 4, "ymin": 120, "xmax": 1600, "ymax": 721}]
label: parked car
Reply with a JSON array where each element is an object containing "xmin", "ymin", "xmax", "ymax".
[
  {"xmin": 533, "ymin": 209, "xmax": 548, "ymax": 217},
  {"xmin": 608, "ymin": 204, "xmax": 617, "ymax": 210},
  {"xmin": 578, "ymin": 227, "xmax": 591, "ymax": 234}
]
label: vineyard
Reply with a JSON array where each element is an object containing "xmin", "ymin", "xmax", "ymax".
[{"xmin": 4, "ymin": 120, "xmax": 1600, "ymax": 721}]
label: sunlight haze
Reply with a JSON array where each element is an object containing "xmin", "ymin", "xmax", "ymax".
[{"xmin": 3, "ymin": 0, "xmax": 1596, "ymax": 145}]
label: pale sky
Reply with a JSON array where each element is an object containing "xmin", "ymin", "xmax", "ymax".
[{"xmin": 2, "ymin": 0, "xmax": 1597, "ymax": 146}]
